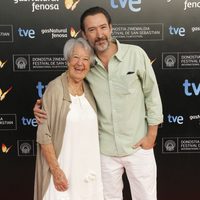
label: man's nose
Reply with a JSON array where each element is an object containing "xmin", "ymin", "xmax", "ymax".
[{"xmin": 96, "ymin": 28, "xmax": 103, "ymax": 38}]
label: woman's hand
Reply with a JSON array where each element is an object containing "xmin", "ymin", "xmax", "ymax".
[
  {"xmin": 33, "ymin": 99, "xmax": 47, "ymax": 124},
  {"xmin": 52, "ymin": 167, "xmax": 69, "ymax": 192},
  {"xmin": 41, "ymin": 144, "xmax": 69, "ymax": 191}
]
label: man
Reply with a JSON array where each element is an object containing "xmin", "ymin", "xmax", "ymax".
[{"xmin": 34, "ymin": 6, "xmax": 163, "ymax": 200}]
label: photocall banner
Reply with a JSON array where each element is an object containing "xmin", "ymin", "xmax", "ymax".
[{"xmin": 0, "ymin": 0, "xmax": 200, "ymax": 199}]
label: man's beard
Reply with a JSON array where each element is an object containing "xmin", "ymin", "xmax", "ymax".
[{"xmin": 92, "ymin": 37, "xmax": 111, "ymax": 52}]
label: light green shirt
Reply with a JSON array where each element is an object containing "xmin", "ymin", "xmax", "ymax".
[{"xmin": 86, "ymin": 40, "xmax": 163, "ymax": 156}]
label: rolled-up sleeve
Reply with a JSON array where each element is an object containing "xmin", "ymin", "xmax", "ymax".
[{"xmin": 139, "ymin": 49, "xmax": 163, "ymax": 125}]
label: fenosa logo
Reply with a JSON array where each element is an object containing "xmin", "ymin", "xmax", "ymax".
[
  {"xmin": 13, "ymin": 0, "xmax": 59, "ymax": 13},
  {"xmin": 0, "ymin": 60, "xmax": 7, "ymax": 69},
  {"xmin": 110, "ymin": 0, "xmax": 142, "ymax": 12},
  {"xmin": 2, "ymin": 144, "xmax": 12, "ymax": 154},
  {"xmin": 184, "ymin": 0, "xmax": 200, "ymax": 10},
  {"xmin": 65, "ymin": 0, "xmax": 80, "ymax": 11}
]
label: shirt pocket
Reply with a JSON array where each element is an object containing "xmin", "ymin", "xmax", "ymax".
[{"xmin": 120, "ymin": 73, "xmax": 140, "ymax": 94}]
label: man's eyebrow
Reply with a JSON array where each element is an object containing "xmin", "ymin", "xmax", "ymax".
[{"xmin": 87, "ymin": 23, "xmax": 108, "ymax": 29}]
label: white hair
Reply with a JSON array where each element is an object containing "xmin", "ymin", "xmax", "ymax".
[{"xmin": 63, "ymin": 37, "xmax": 94, "ymax": 65}]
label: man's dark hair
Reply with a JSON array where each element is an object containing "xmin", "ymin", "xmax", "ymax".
[{"xmin": 80, "ymin": 6, "xmax": 112, "ymax": 32}]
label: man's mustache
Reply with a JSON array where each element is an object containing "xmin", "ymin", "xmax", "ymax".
[{"xmin": 95, "ymin": 37, "xmax": 107, "ymax": 43}]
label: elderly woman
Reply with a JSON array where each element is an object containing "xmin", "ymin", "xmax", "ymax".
[{"xmin": 34, "ymin": 38, "xmax": 103, "ymax": 200}]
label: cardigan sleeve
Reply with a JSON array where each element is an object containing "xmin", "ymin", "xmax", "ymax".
[
  {"xmin": 36, "ymin": 78, "xmax": 62, "ymax": 144},
  {"xmin": 36, "ymin": 83, "xmax": 53, "ymax": 144}
]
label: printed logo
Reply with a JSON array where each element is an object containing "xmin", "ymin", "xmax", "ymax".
[
  {"xmin": 0, "ymin": 25, "xmax": 13, "ymax": 43},
  {"xmin": 13, "ymin": 56, "xmax": 29, "ymax": 71},
  {"xmin": 163, "ymin": 137, "xmax": 200, "ymax": 153},
  {"xmin": 0, "ymin": 114, "xmax": 17, "ymax": 131},
  {"xmin": 17, "ymin": 140, "xmax": 35, "ymax": 156},
  {"xmin": 70, "ymin": 27, "xmax": 80, "ymax": 38},
  {"xmin": 189, "ymin": 114, "xmax": 200, "ymax": 125},
  {"xmin": 2, "ymin": 143, "xmax": 13, "ymax": 154},
  {"xmin": 21, "ymin": 116, "xmax": 37, "ymax": 127},
  {"xmin": 164, "ymin": 55, "xmax": 176, "ymax": 67},
  {"xmin": 162, "ymin": 53, "xmax": 178, "ymax": 69},
  {"xmin": 162, "ymin": 138, "xmax": 178, "ymax": 153},
  {"xmin": 189, "ymin": 114, "xmax": 200, "ymax": 121},
  {"xmin": 165, "ymin": 140, "xmax": 176, "ymax": 151},
  {"xmin": 0, "ymin": 86, "xmax": 12, "ymax": 101},
  {"xmin": 184, "ymin": 0, "xmax": 200, "ymax": 10},
  {"xmin": 36, "ymin": 81, "xmax": 47, "ymax": 98},
  {"xmin": 65, "ymin": 0, "xmax": 80, "ymax": 10},
  {"xmin": 151, "ymin": 58, "xmax": 156, "ymax": 65},
  {"xmin": 0, "ymin": 60, "xmax": 7, "ymax": 69},
  {"xmin": 179, "ymin": 138, "xmax": 200, "ymax": 152},
  {"xmin": 169, "ymin": 26, "xmax": 186, "ymax": 37},
  {"xmin": 112, "ymin": 23, "xmax": 163, "ymax": 41},
  {"xmin": 14, "ymin": 56, "xmax": 28, "ymax": 71},
  {"xmin": 13, "ymin": 54, "xmax": 66, "ymax": 72},
  {"xmin": 18, "ymin": 28, "xmax": 36, "ymax": 39},
  {"xmin": 191, "ymin": 26, "xmax": 200, "ymax": 33},
  {"xmin": 41, "ymin": 28, "xmax": 68, "ymax": 39},
  {"xmin": 13, "ymin": 0, "xmax": 59, "ymax": 13},
  {"xmin": 167, "ymin": 114, "xmax": 184, "ymax": 124},
  {"xmin": 110, "ymin": 0, "xmax": 142, "ymax": 12},
  {"xmin": 183, "ymin": 79, "xmax": 200, "ymax": 96},
  {"xmin": 162, "ymin": 52, "xmax": 200, "ymax": 70}
]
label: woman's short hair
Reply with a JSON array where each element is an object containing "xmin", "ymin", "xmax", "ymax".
[{"xmin": 63, "ymin": 37, "xmax": 94, "ymax": 65}]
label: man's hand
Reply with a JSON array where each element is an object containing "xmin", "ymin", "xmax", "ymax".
[
  {"xmin": 33, "ymin": 99, "xmax": 47, "ymax": 124},
  {"xmin": 52, "ymin": 167, "xmax": 69, "ymax": 192},
  {"xmin": 133, "ymin": 125, "xmax": 158, "ymax": 149}
]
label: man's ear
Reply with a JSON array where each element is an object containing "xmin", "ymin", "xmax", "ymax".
[{"xmin": 110, "ymin": 24, "xmax": 113, "ymax": 33}]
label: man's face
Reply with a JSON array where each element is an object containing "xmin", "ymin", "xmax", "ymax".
[{"xmin": 82, "ymin": 13, "xmax": 112, "ymax": 53}]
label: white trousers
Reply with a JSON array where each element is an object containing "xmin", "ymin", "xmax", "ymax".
[{"xmin": 101, "ymin": 148, "xmax": 157, "ymax": 200}]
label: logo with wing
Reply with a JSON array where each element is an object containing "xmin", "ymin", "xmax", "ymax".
[
  {"xmin": 70, "ymin": 27, "xmax": 80, "ymax": 38},
  {"xmin": 2, "ymin": 144, "xmax": 12, "ymax": 153},
  {"xmin": 64, "ymin": 0, "xmax": 80, "ymax": 11},
  {"xmin": 0, "ymin": 86, "xmax": 12, "ymax": 101},
  {"xmin": 0, "ymin": 60, "xmax": 7, "ymax": 69}
]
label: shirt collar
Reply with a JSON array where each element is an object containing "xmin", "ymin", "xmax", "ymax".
[{"xmin": 94, "ymin": 38, "xmax": 123, "ymax": 66}]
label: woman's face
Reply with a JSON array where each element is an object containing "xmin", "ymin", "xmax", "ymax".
[{"xmin": 68, "ymin": 45, "xmax": 91, "ymax": 82}]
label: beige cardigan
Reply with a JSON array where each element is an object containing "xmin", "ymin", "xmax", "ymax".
[{"xmin": 34, "ymin": 72, "xmax": 97, "ymax": 200}]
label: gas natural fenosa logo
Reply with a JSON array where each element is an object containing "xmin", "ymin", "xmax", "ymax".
[
  {"xmin": 70, "ymin": 27, "xmax": 80, "ymax": 38},
  {"xmin": 151, "ymin": 58, "xmax": 156, "ymax": 65},
  {"xmin": 65, "ymin": 0, "xmax": 80, "ymax": 10},
  {"xmin": 0, "ymin": 86, "xmax": 12, "ymax": 101},
  {"xmin": 13, "ymin": 0, "xmax": 60, "ymax": 13},
  {"xmin": 2, "ymin": 144, "xmax": 12, "ymax": 153},
  {"xmin": 0, "ymin": 60, "xmax": 7, "ymax": 69}
]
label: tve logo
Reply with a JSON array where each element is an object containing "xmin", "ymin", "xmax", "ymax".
[
  {"xmin": 183, "ymin": 79, "xmax": 200, "ymax": 96},
  {"xmin": 168, "ymin": 114, "xmax": 184, "ymax": 124},
  {"xmin": 110, "ymin": 0, "xmax": 141, "ymax": 12},
  {"xmin": 36, "ymin": 81, "xmax": 47, "ymax": 98},
  {"xmin": 169, "ymin": 26, "xmax": 186, "ymax": 36},
  {"xmin": 21, "ymin": 117, "xmax": 37, "ymax": 127},
  {"xmin": 18, "ymin": 28, "xmax": 36, "ymax": 38}
]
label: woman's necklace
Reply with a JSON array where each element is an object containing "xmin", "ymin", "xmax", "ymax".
[{"xmin": 67, "ymin": 76, "xmax": 84, "ymax": 96}]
